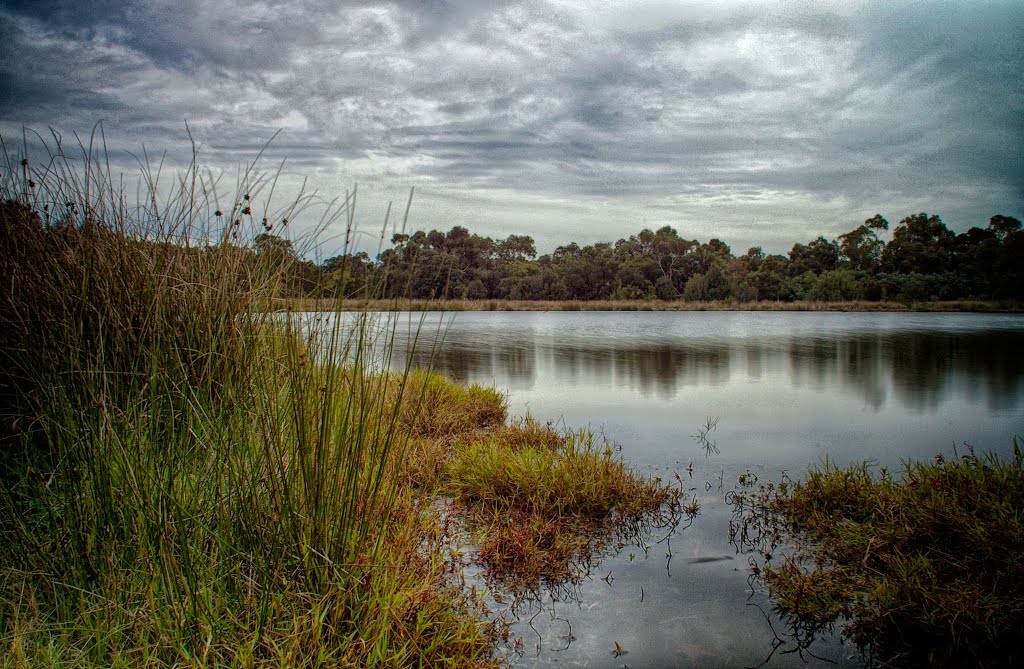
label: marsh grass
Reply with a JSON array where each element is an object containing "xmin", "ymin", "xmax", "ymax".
[
  {"xmin": 0, "ymin": 130, "xmax": 506, "ymax": 667},
  {"xmin": 735, "ymin": 445, "xmax": 1024, "ymax": 668},
  {"xmin": 443, "ymin": 418, "xmax": 682, "ymax": 591},
  {"xmin": 0, "ymin": 128, "xmax": 683, "ymax": 667}
]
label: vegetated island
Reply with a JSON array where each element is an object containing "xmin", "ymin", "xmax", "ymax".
[{"xmin": 732, "ymin": 446, "xmax": 1024, "ymax": 668}]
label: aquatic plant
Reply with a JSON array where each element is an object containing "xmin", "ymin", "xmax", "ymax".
[
  {"xmin": 693, "ymin": 416, "xmax": 720, "ymax": 457},
  {"xmin": 444, "ymin": 419, "xmax": 683, "ymax": 593},
  {"xmin": 733, "ymin": 444, "xmax": 1024, "ymax": 668}
]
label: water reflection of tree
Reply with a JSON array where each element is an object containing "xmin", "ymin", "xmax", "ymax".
[
  {"xmin": 613, "ymin": 345, "xmax": 731, "ymax": 400},
  {"xmin": 497, "ymin": 342, "xmax": 534, "ymax": 384},
  {"xmin": 887, "ymin": 333, "xmax": 954, "ymax": 411},
  {"xmin": 886, "ymin": 332, "xmax": 1024, "ymax": 412},
  {"xmin": 404, "ymin": 327, "xmax": 1023, "ymax": 413},
  {"xmin": 839, "ymin": 336, "xmax": 887, "ymax": 411}
]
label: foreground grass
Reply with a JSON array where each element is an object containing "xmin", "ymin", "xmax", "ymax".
[
  {"xmin": 735, "ymin": 446, "xmax": 1024, "ymax": 668},
  {"xmin": 448, "ymin": 419, "xmax": 682, "ymax": 591},
  {"xmin": 0, "ymin": 134, "xmax": 676, "ymax": 667},
  {"xmin": 1, "ymin": 366, "xmax": 511, "ymax": 668},
  {"xmin": 283, "ymin": 297, "xmax": 1023, "ymax": 313}
]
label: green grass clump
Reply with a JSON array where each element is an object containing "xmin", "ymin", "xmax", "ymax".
[
  {"xmin": 0, "ymin": 132, "xmax": 506, "ymax": 668},
  {"xmin": 740, "ymin": 446, "xmax": 1024, "ymax": 668},
  {"xmin": 444, "ymin": 419, "xmax": 681, "ymax": 589},
  {"xmin": 397, "ymin": 370, "xmax": 507, "ymax": 440},
  {"xmin": 449, "ymin": 431, "xmax": 667, "ymax": 518}
]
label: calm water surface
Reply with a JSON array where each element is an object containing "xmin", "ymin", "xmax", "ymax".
[{"xmin": 326, "ymin": 311, "xmax": 1024, "ymax": 667}]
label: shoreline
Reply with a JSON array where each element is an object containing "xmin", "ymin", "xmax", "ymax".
[{"xmin": 278, "ymin": 297, "xmax": 1024, "ymax": 313}]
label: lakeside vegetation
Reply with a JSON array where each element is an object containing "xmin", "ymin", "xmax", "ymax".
[
  {"xmin": 282, "ymin": 297, "xmax": 1023, "ymax": 313},
  {"xmin": 0, "ymin": 138, "xmax": 676, "ymax": 667},
  {"xmin": 273, "ymin": 213, "xmax": 1023, "ymax": 307},
  {"xmin": 732, "ymin": 446, "xmax": 1024, "ymax": 668}
]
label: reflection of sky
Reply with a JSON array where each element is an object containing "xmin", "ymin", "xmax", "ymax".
[
  {"xmin": 370, "ymin": 312, "xmax": 1024, "ymax": 461},
  {"xmin": 306, "ymin": 311, "xmax": 1024, "ymax": 667}
]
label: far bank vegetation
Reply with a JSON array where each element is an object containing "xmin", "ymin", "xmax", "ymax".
[{"xmin": 272, "ymin": 214, "xmax": 1021, "ymax": 306}]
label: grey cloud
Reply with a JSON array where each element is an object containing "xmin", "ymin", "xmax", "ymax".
[
  {"xmin": 3, "ymin": 0, "xmax": 327, "ymax": 72},
  {"xmin": 1, "ymin": 0, "xmax": 1020, "ymax": 257}
]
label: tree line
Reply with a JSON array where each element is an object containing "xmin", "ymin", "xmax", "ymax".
[{"xmin": 266, "ymin": 213, "xmax": 1023, "ymax": 303}]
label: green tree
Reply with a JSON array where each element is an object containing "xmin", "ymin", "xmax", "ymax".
[
  {"xmin": 780, "ymin": 271, "xmax": 820, "ymax": 301},
  {"xmin": 839, "ymin": 215, "xmax": 888, "ymax": 272},
  {"xmin": 953, "ymin": 226, "xmax": 999, "ymax": 298},
  {"xmin": 254, "ymin": 233, "xmax": 306, "ymax": 296},
  {"xmin": 254, "ymin": 232, "xmax": 295, "ymax": 261},
  {"xmin": 682, "ymin": 265, "xmax": 730, "ymax": 301},
  {"xmin": 989, "ymin": 214, "xmax": 1022, "ymax": 240},
  {"xmin": 321, "ymin": 251, "xmax": 377, "ymax": 298},
  {"xmin": 496, "ymin": 234, "xmax": 537, "ymax": 262},
  {"xmin": 550, "ymin": 242, "xmax": 618, "ymax": 300},
  {"xmin": 750, "ymin": 254, "xmax": 789, "ymax": 301},
  {"xmin": 881, "ymin": 213, "xmax": 954, "ymax": 275},
  {"xmin": 808, "ymin": 269, "xmax": 864, "ymax": 301},
  {"xmin": 788, "ymin": 236, "xmax": 839, "ymax": 276}
]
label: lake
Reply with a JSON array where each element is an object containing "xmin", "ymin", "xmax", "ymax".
[{"xmin": 322, "ymin": 310, "xmax": 1024, "ymax": 667}]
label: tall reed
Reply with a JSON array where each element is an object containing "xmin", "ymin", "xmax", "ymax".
[{"xmin": 0, "ymin": 128, "xmax": 499, "ymax": 667}]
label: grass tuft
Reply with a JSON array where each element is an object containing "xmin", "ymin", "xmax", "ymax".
[
  {"xmin": 445, "ymin": 421, "xmax": 681, "ymax": 590},
  {"xmin": 735, "ymin": 445, "xmax": 1024, "ymax": 667}
]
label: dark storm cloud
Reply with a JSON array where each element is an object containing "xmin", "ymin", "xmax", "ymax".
[
  {"xmin": 1, "ymin": 0, "xmax": 1021, "ymax": 255},
  {"xmin": 2, "ymin": 0, "xmax": 323, "ymax": 71}
]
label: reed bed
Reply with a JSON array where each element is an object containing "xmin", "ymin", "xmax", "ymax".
[
  {"xmin": 0, "ymin": 130, "xmax": 680, "ymax": 667},
  {"xmin": 0, "ymin": 132, "xmax": 505, "ymax": 668}
]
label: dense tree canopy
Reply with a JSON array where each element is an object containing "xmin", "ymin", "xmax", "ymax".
[{"xmin": 270, "ymin": 212, "xmax": 1023, "ymax": 303}]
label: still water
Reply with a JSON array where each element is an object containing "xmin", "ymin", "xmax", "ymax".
[{"xmin": 331, "ymin": 311, "xmax": 1024, "ymax": 667}]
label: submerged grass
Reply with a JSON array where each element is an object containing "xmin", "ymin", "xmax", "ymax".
[
  {"xmin": 736, "ymin": 445, "xmax": 1024, "ymax": 668},
  {"xmin": 444, "ymin": 418, "xmax": 682, "ymax": 591}
]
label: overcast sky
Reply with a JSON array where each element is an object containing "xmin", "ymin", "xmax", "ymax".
[{"xmin": 2, "ymin": 0, "xmax": 1021, "ymax": 258}]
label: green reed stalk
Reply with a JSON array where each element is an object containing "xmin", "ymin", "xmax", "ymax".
[{"xmin": 0, "ymin": 127, "xmax": 503, "ymax": 667}]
